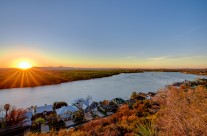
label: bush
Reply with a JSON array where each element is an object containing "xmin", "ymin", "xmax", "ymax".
[{"xmin": 137, "ymin": 121, "xmax": 157, "ymax": 136}]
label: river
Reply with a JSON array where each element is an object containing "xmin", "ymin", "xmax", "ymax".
[{"xmin": 0, "ymin": 72, "xmax": 206, "ymax": 108}]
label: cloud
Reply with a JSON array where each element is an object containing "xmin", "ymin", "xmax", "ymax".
[
  {"xmin": 126, "ymin": 56, "xmax": 136, "ymax": 59},
  {"xmin": 148, "ymin": 55, "xmax": 207, "ymax": 62},
  {"xmin": 148, "ymin": 56, "xmax": 169, "ymax": 61}
]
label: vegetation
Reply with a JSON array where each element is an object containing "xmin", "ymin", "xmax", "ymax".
[
  {"xmin": 0, "ymin": 68, "xmax": 143, "ymax": 89},
  {"xmin": 73, "ymin": 110, "xmax": 84, "ymax": 122},
  {"xmin": 26, "ymin": 79, "xmax": 207, "ymax": 136},
  {"xmin": 35, "ymin": 118, "xmax": 46, "ymax": 125},
  {"xmin": 137, "ymin": 121, "xmax": 157, "ymax": 136},
  {"xmin": 154, "ymin": 85, "xmax": 207, "ymax": 135},
  {"xmin": 0, "ymin": 105, "xmax": 26, "ymax": 128},
  {"xmin": 53, "ymin": 102, "xmax": 68, "ymax": 109}
]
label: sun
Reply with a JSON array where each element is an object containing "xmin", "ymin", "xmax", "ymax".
[{"xmin": 17, "ymin": 61, "xmax": 32, "ymax": 69}]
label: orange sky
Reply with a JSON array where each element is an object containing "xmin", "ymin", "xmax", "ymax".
[{"xmin": 1, "ymin": 46, "xmax": 207, "ymax": 69}]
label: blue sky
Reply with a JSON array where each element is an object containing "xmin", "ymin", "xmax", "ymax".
[{"xmin": 0, "ymin": 0, "xmax": 207, "ymax": 68}]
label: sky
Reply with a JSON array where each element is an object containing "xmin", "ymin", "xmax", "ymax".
[{"xmin": 0, "ymin": 0, "xmax": 207, "ymax": 68}]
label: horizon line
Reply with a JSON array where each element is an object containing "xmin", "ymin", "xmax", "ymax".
[{"xmin": 0, "ymin": 66, "xmax": 206, "ymax": 70}]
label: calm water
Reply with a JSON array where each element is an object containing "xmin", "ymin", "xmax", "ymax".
[{"xmin": 0, "ymin": 72, "xmax": 206, "ymax": 108}]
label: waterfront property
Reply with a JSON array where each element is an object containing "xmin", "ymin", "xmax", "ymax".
[
  {"xmin": 34, "ymin": 105, "xmax": 53, "ymax": 118},
  {"xmin": 72, "ymin": 96, "xmax": 93, "ymax": 113},
  {"xmin": 56, "ymin": 106, "xmax": 79, "ymax": 121},
  {"xmin": 85, "ymin": 101, "xmax": 99, "ymax": 113}
]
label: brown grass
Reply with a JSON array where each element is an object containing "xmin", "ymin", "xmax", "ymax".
[{"xmin": 154, "ymin": 86, "xmax": 207, "ymax": 136}]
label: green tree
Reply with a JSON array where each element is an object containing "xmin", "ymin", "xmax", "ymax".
[{"xmin": 35, "ymin": 117, "xmax": 46, "ymax": 124}]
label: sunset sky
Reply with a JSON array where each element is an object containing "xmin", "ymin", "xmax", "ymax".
[{"xmin": 0, "ymin": 0, "xmax": 207, "ymax": 68}]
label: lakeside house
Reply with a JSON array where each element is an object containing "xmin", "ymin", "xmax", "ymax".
[
  {"xmin": 34, "ymin": 105, "xmax": 53, "ymax": 118},
  {"xmin": 55, "ymin": 106, "xmax": 79, "ymax": 121},
  {"xmin": 72, "ymin": 96, "xmax": 93, "ymax": 113},
  {"xmin": 85, "ymin": 101, "xmax": 99, "ymax": 113}
]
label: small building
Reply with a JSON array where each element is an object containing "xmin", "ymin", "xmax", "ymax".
[
  {"xmin": 56, "ymin": 106, "xmax": 79, "ymax": 121},
  {"xmin": 34, "ymin": 105, "xmax": 53, "ymax": 118},
  {"xmin": 146, "ymin": 95, "xmax": 151, "ymax": 100},
  {"xmin": 85, "ymin": 102, "xmax": 99, "ymax": 113}
]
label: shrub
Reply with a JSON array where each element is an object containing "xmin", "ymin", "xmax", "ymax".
[{"xmin": 136, "ymin": 121, "xmax": 157, "ymax": 136}]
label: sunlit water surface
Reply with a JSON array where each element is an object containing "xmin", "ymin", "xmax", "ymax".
[{"xmin": 0, "ymin": 72, "xmax": 206, "ymax": 108}]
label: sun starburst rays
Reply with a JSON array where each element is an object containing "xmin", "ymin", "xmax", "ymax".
[{"xmin": 0, "ymin": 68, "xmax": 42, "ymax": 88}]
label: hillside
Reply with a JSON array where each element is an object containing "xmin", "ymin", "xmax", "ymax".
[{"xmin": 27, "ymin": 79, "xmax": 207, "ymax": 136}]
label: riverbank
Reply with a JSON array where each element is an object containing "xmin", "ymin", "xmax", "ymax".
[{"xmin": 0, "ymin": 68, "xmax": 206, "ymax": 90}]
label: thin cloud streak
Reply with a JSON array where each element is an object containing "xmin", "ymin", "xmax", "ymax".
[{"xmin": 148, "ymin": 55, "xmax": 207, "ymax": 61}]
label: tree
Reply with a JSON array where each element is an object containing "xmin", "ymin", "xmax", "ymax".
[
  {"xmin": 35, "ymin": 117, "xmax": 46, "ymax": 124},
  {"xmin": 6, "ymin": 108, "xmax": 27, "ymax": 126},
  {"xmin": 4, "ymin": 104, "xmax": 10, "ymax": 126},
  {"xmin": 131, "ymin": 92, "xmax": 137, "ymax": 99},
  {"xmin": 74, "ymin": 110, "xmax": 84, "ymax": 122},
  {"xmin": 34, "ymin": 118, "xmax": 46, "ymax": 132},
  {"xmin": 101, "ymin": 100, "xmax": 109, "ymax": 106},
  {"xmin": 53, "ymin": 101, "xmax": 68, "ymax": 109}
]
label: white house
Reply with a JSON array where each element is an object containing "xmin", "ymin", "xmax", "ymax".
[{"xmin": 56, "ymin": 106, "xmax": 79, "ymax": 121}]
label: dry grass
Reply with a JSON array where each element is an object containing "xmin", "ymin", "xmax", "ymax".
[{"xmin": 154, "ymin": 85, "xmax": 207, "ymax": 136}]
